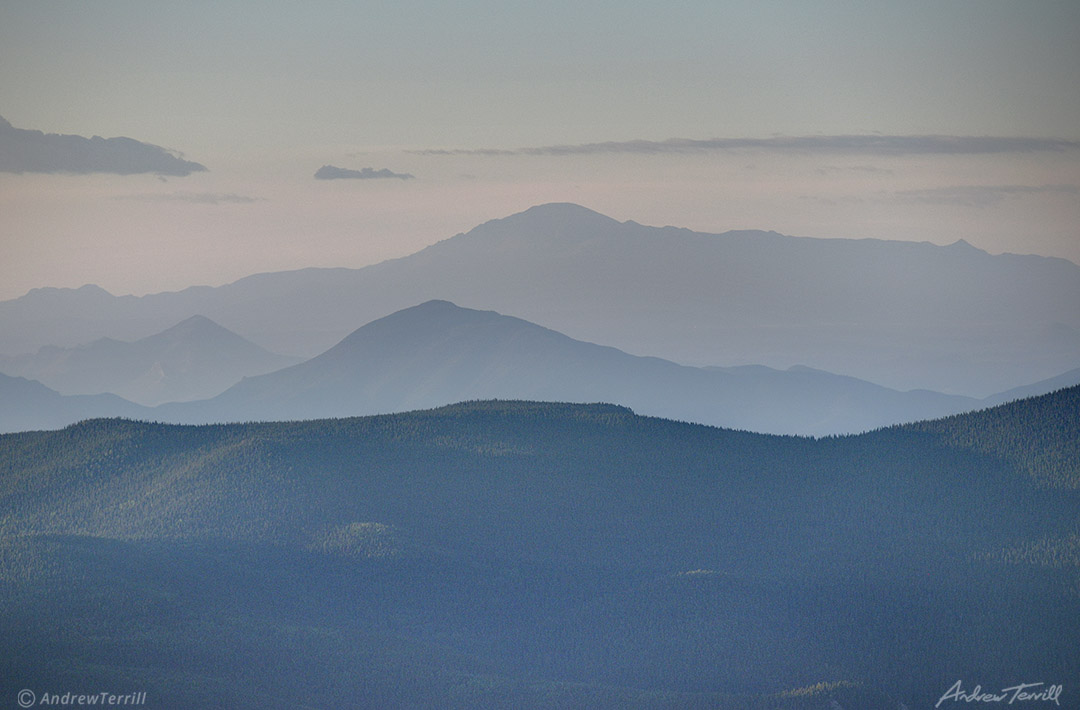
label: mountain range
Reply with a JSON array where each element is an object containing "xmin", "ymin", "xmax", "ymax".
[
  {"xmin": 157, "ymin": 300, "xmax": 990, "ymax": 436},
  {"xmin": 6, "ymin": 201, "xmax": 1077, "ymax": 708},
  {"xmin": 4, "ymin": 301, "xmax": 1078, "ymax": 436},
  {"xmin": 0, "ymin": 314, "xmax": 300, "ymax": 406},
  {"xmin": 2, "ymin": 388, "xmax": 1077, "ymax": 708},
  {"xmin": 3, "ymin": 203, "xmax": 1077, "ymax": 396}
]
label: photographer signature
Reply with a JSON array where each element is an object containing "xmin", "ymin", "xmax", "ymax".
[{"xmin": 937, "ymin": 681, "xmax": 1062, "ymax": 707}]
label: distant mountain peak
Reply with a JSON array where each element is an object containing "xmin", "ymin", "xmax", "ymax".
[
  {"xmin": 170, "ymin": 314, "xmax": 222, "ymax": 329},
  {"xmin": 332, "ymin": 300, "xmax": 509, "ymax": 349},
  {"xmin": 476, "ymin": 203, "xmax": 623, "ymax": 238},
  {"xmin": 516, "ymin": 202, "xmax": 614, "ymax": 220},
  {"xmin": 410, "ymin": 299, "xmax": 459, "ymax": 311},
  {"xmin": 945, "ymin": 238, "xmax": 984, "ymax": 253},
  {"xmin": 152, "ymin": 314, "xmax": 236, "ymax": 341},
  {"xmin": 360, "ymin": 300, "xmax": 473, "ymax": 322},
  {"xmin": 23, "ymin": 283, "xmax": 115, "ymax": 300}
]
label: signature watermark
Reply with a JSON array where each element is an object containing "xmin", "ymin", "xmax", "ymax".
[
  {"xmin": 937, "ymin": 681, "xmax": 1062, "ymax": 707},
  {"xmin": 17, "ymin": 690, "xmax": 147, "ymax": 707}
]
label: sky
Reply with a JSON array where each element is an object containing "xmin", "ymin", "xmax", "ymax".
[{"xmin": 1, "ymin": 0, "xmax": 1079, "ymax": 301}]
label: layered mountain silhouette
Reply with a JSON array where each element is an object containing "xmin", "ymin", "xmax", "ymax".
[
  {"xmin": 0, "ymin": 372, "xmax": 149, "ymax": 433},
  {"xmin": 2, "ymin": 204, "xmax": 1077, "ymax": 396},
  {"xmin": 157, "ymin": 300, "xmax": 986, "ymax": 435},
  {"xmin": 4, "ymin": 301, "xmax": 1077, "ymax": 436},
  {"xmin": 0, "ymin": 315, "xmax": 300, "ymax": 406}
]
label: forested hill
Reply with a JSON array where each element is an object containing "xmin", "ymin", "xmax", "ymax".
[
  {"xmin": 1, "ymin": 390, "xmax": 1078, "ymax": 709},
  {"xmin": 900, "ymin": 385, "xmax": 1080, "ymax": 489}
]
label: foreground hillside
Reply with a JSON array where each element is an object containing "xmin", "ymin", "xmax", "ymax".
[{"xmin": 1, "ymin": 389, "xmax": 1078, "ymax": 708}]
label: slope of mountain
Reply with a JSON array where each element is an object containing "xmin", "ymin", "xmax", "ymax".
[
  {"xmin": 2, "ymin": 204, "xmax": 1077, "ymax": 395},
  {"xmin": 0, "ymin": 315, "xmax": 301, "ymax": 406},
  {"xmin": 0, "ymin": 372, "xmax": 150, "ymax": 433},
  {"xmin": 982, "ymin": 366, "xmax": 1080, "ymax": 407},
  {"xmin": 904, "ymin": 382, "xmax": 1080, "ymax": 489},
  {"xmin": 159, "ymin": 300, "xmax": 981, "ymax": 436},
  {"xmin": 1, "ymin": 390, "xmax": 1077, "ymax": 708}
]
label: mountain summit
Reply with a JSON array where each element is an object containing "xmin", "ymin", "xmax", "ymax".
[{"xmin": 466, "ymin": 202, "xmax": 624, "ymax": 243}]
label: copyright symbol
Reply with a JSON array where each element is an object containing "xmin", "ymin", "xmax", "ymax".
[{"xmin": 17, "ymin": 689, "xmax": 36, "ymax": 708}]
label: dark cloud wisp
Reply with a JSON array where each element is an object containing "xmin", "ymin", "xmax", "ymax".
[
  {"xmin": 815, "ymin": 164, "xmax": 895, "ymax": 176},
  {"xmin": 414, "ymin": 135, "xmax": 1080, "ymax": 158},
  {"xmin": 314, "ymin": 165, "xmax": 414, "ymax": 180},
  {"xmin": 0, "ymin": 115, "xmax": 206, "ymax": 176}
]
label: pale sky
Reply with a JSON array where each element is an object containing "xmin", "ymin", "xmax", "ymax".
[{"xmin": 2, "ymin": 0, "xmax": 1079, "ymax": 301}]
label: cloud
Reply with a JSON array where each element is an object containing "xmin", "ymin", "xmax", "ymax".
[
  {"xmin": 895, "ymin": 184, "xmax": 1079, "ymax": 207},
  {"xmin": 798, "ymin": 194, "xmax": 870, "ymax": 206},
  {"xmin": 816, "ymin": 165, "xmax": 895, "ymax": 176},
  {"xmin": 412, "ymin": 148, "xmax": 516, "ymax": 157},
  {"xmin": 115, "ymin": 191, "xmax": 260, "ymax": 205},
  {"xmin": 0, "ymin": 115, "xmax": 206, "ymax": 176},
  {"xmin": 414, "ymin": 135, "xmax": 1080, "ymax": 158},
  {"xmin": 314, "ymin": 165, "xmax": 414, "ymax": 180}
]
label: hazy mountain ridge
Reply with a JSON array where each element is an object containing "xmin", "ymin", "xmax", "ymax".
[
  {"xmin": 155, "ymin": 300, "xmax": 986, "ymax": 436},
  {"xmin": 982, "ymin": 366, "xmax": 1080, "ymax": 407},
  {"xmin": 0, "ymin": 315, "xmax": 301, "ymax": 406},
  {"xmin": 2, "ymin": 203, "xmax": 1076, "ymax": 395},
  {"xmin": 1, "ymin": 389, "xmax": 1076, "ymax": 708},
  {"xmin": 2, "ymin": 300, "xmax": 1076, "ymax": 436},
  {"xmin": 0, "ymin": 372, "xmax": 149, "ymax": 433}
]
